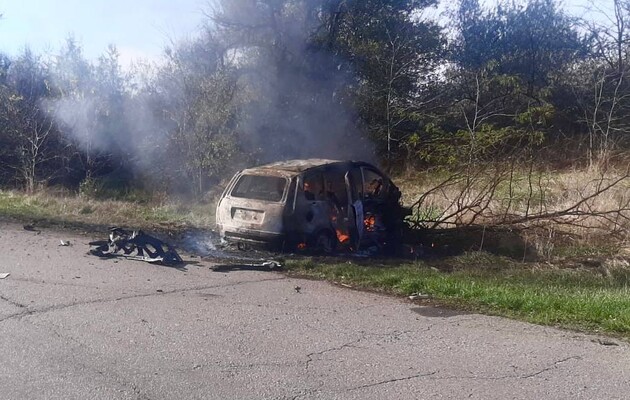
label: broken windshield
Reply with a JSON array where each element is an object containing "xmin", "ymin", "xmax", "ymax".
[{"xmin": 231, "ymin": 175, "xmax": 287, "ymax": 202}]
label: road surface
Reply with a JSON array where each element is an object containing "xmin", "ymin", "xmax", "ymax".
[{"xmin": 0, "ymin": 222, "xmax": 629, "ymax": 399}]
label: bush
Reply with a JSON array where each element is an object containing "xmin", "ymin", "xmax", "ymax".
[{"xmin": 78, "ymin": 177, "xmax": 102, "ymax": 199}]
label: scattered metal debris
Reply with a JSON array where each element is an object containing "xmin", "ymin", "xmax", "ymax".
[
  {"xmin": 209, "ymin": 258, "xmax": 284, "ymax": 272},
  {"xmin": 23, "ymin": 224, "xmax": 41, "ymax": 234},
  {"xmin": 409, "ymin": 293, "xmax": 431, "ymax": 300},
  {"xmin": 593, "ymin": 338, "xmax": 619, "ymax": 346},
  {"xmin": 261, "ymin": 260, "xmax": 282, "ymax": 269},
  {"xmin": 0, "ymin": 273, "xmax": 10, "ymax": 279},
  {"xmin": 233, "ymin": 259, "xmax": 283, "ymax": 269},
  {"xmin": 89, "ymin": 227, "xmax": 183, "ymax": 265},
  {"xmin": 59, "ymin": 240, "xmax": 71, "ymax": 247}
]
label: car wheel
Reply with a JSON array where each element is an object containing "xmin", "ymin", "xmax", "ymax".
[{"xmin": 311, "ymin": 230, "xmax": 337, "ymax": 255}]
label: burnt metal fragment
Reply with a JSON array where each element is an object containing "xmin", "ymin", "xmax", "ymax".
[{"xmin": 89, "ymin": 227, "xmax": 183, "ymax": 265}]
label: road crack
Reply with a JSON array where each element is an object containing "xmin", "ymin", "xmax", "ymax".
[
  {"xmin": 520, "ymin": 355, "xmax": 583, "ymax": 379},
  {"xmin": 0, "ymin": 276, "xmax": 286, "ymax": 323},
  {"xmin": 423, "ymin": 355, "xmax": 584, "ymax": 381},
  {"xmin": 0, "ymin": 294, "xmax": 28, "ymax": 309},
  {"xmin": 303, "ymin": 329, "xmax": 416, "ymax": 371},
  {"xmin": 305, "ymin": 337, "xmax": 364, "ymax": 371},
  {"xmin": 347, "ymin": 371, "xmax": 439, "ymax": 391}
]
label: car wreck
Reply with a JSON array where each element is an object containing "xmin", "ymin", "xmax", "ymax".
[{"xmin": 216, "ymin": 159, "xmax": 407, "ymax": 254}]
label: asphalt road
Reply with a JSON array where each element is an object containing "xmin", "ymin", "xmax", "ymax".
[{"xmin": 1, "ymin": 222, "xmax": 629, "ymax": 400}]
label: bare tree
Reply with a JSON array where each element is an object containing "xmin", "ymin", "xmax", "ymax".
[
  {"xmin": 14, "ymin": 107, "xmax": 58, "ymax": 192},
  {"xmin": 573, "ymin": 1, "xmax": 630, "ymax": 167},
  {"xmin": 407, "ymin": 159, "xmax": 630, "ymax": 246},
  {"xmin": 6, "ymin": 48, "xmax": 64, "ymax": 192}
]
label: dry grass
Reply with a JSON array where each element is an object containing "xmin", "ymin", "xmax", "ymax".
[
  {"xmin": 395, "ymin": 166, "xmax": 630, "ymax": 258},
  {"xmin": 0, "ymin": 189, "xmax": 216, "ymax": 231}
]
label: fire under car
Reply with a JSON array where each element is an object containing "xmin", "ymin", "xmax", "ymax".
[{"xmin": 216, "ymin": 159, "xmax": 407, "ymax": 254}]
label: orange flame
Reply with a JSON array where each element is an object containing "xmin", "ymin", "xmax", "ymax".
[
  {"xmin": 336, "ymin": 229, "xmax": 350, "ymax": 243},
  {"xmin": 297, "ymin": 243, "xmax": 307, "ymax": 250},
  {"xmin": 364, "ymin": 215, "xmax": 376, "ymax": 232}
]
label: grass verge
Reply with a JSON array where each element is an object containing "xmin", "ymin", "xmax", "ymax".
[
  {"xmin": 0, "ymin": 189, "xmax": 215, "ymax": 232},
  {"xmin": 286, "ymin": 253, "xmax": 630, "ymax": 339}
]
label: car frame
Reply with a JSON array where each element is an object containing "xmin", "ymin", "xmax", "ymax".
[{"xmin": 216, "ymin": 159, "xmax": 405, "ymax": 253}]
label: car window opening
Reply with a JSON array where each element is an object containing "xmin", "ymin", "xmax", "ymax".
[
  {"xmin": 231, "ymin": 175, "xmax": 287, "ymax": 202},
  {"xmin": 302, "ymin": 173, "xmax": 325, "ymax": 201}
]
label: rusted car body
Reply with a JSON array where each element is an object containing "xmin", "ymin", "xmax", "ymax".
[{"xmin": 216, "ymin": 159, "xmax": 405, "ymax": 253}]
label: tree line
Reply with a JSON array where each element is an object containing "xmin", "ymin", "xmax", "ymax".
[{"xmin": 1, "ymin": 0, "xmax": 629, "ymax": 197}]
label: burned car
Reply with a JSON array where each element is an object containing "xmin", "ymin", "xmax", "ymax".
[{"xmin": 216, "ymin": 159, "xmax": 406, "ymax": 254}]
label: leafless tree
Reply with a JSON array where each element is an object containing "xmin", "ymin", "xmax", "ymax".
[
  {"xmin": 577, "ymin": 0, "xmax": 630, "ymax": 167},
  {"xmin": 14, "ymin": 108, "xmax": 58, "ymax": 192},
  {"xmin": 4, "ymin": 49, "xmax": 65, "ymax": 192}
]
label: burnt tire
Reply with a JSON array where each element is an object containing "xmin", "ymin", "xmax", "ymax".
[{"xmin": 311, "ymin": 230, "xmax": 337, "ymax": 255}]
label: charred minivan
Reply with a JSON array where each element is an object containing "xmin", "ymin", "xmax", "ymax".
[{"xmin": 216, "ymin": 159, "xmax": 405, "ymax": 253}]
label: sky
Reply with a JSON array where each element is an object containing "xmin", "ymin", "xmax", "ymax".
[
  {"xmin": 0, "ymin": 0, "xmax": 616, "ymax": 68},
  {"xmin": 0, "ymin": 0, "xmax": 208, "ymax": 66}
]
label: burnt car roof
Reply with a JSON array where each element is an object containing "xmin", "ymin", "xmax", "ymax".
[{"xmin": 240, "ymin": 159, "xmax": 378, "ymax": 177}]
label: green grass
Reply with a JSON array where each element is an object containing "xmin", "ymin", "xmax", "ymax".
[
  {"xmin": 0, "ymin": 191, "xmax": 52, "ymax": 219},
  {"xmin": 287, "ymin": 255, "xmax": 630, "ymax": 338}
]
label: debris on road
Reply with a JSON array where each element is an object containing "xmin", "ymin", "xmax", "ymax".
[
  {"xmin": 294, "ymin": 285, "xmax": 301, "ymax": 293},
  {"xmin": 59, "ymin": 240, "xmax": 71, "ymax": 246},
  {"xmin": 209, "ymin": 258, "xmax": 284, "ymax": 272},
  {"xmin": 23, "ymin": 224, "xmax": 41, "ymax": 234},
  {"xmin": 261, "ymin": 260, "xmax": 282, "ymax": 269},
  {"xmin": 89, "ymin": 227, "xmax": 183, "ymax": 265},
  {"xmin": 593, "ymin": 338, "xmax": 619, "ymax": 346},
  {"xmin": 409, "ymin": 293, "xmax": 431, "ymax": 300},
  {"xmin": 0, "ymin": 273, "xmax": 10, "ymax": 279}
]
